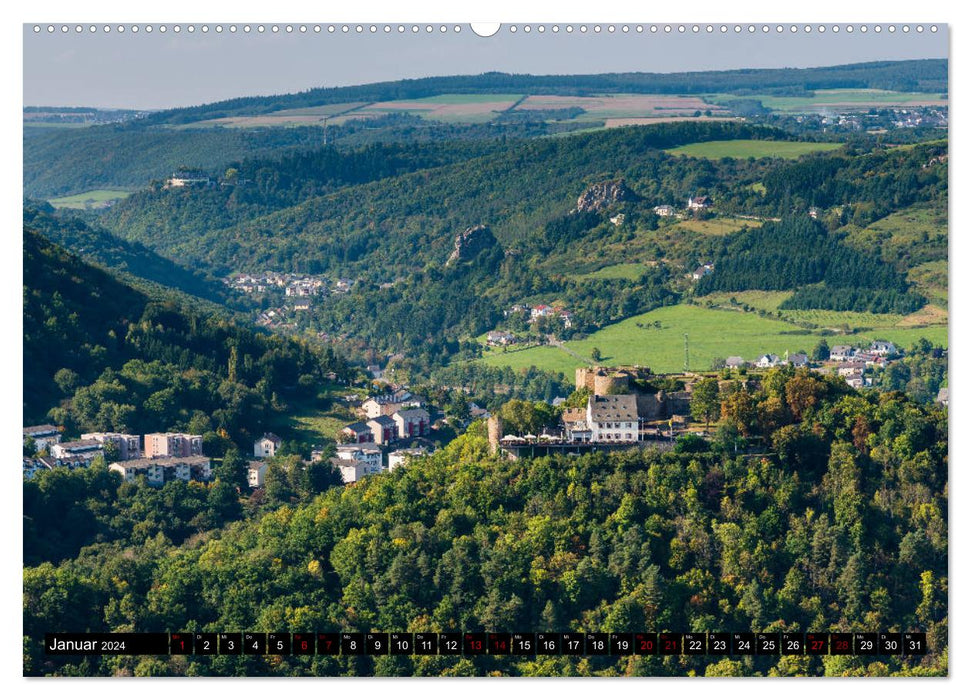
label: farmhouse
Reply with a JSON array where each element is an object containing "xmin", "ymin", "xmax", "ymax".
[
  {"xmin": 725, "ymin": 356, "xmax": 747, "ymax": 369},
  {"xmin": 870, "ymin": 340, "xmax": 897, "ymax": 356},
  {"xmin": 653, "ymin": 204, "xmax": 676, "ymax": 217},
  {"xmin": 254, "ymin": 432, "xmax": 282, "ymax": 458},
  {"xmin": 692, "ymin": 263, "xmax": 714, "ymax": 280},
  {"xmin": 486, "ymin": 330, "xmax": 517, "ymax": 347},
  {"xmin": 755, "ymin": 354, "xmax": 783, "ymax": 369},
  {"xmin": 787, "ymin": 353, "xmax": 809, "ymax": 368},
  {"xmin": 687, "ymin": 195, "xmax": 711, "ymax": 210}
]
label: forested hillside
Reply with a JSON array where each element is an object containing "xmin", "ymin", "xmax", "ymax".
[
  {"xmin": 24, "ymin": 368, "xmax": 948, "ymax": 676},
  {"xmin": 24, "ymin": 203, "xmax": 231, "ymax": 305},
  {"xmin": 23, "ymin": 229, "xmax": 348, "ymax": 444}
]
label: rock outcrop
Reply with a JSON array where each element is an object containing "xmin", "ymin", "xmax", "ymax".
[
  {"xmin": 447, "ymin": 225, "xmax": 497, "ymax": 265},
  {"xmin": 575, "ymin": 179, "xmax": 637, "ymax": 213}
]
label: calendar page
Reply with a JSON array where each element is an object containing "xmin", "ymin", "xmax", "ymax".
[{"xmin": 22, "ymin": 18, "xmax": 948, "ymax": 680}]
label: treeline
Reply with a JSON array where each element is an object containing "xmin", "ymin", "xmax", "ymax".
[
  {"xmin": 140, "ymin": 60, "xmax": 947, "ymax": 125},
  {"xmin": 696, "ymin": 217, "xmax": 925, "ymax": 314},
  {"xmin": 24, "ymin": 369, "xmax": 947, "ymax": 676},
  {"xmin": 23, "ymin": 230, "xmax": 349, "ymax": 445}
]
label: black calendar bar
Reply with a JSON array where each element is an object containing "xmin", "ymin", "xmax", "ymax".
[
  {"xmin": 41, "ymin": 631, "xmax": 928, "ymax": 656},
  {"xmin": 45, "ymin": 633, "xmax": 169, "ymax": 655}
]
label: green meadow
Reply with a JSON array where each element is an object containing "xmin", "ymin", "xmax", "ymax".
[
  {"xmin": 48, "ymin": 189, "xmax": 132, "ymax": 209},
  {"xmin": 667, "ymin": 139, "xmax": 842, "ymax": 160},
  {"xmin": 480, "ymin": 303, "xmax": 946, "ymax": 375}
]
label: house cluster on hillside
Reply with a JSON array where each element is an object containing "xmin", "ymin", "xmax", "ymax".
[
  {"xmin": 721, "ymin": 341, "xmax": 899, "ymax": 389},
  {"xmin": 23, "ymin": 428, "xmax": 208, "ymax": 483},
  {"xmin": 328, "ymin": 443, "xmax": 433, "ymax": 484},
  {"xmin": 505, "ymin": 303, "xmax": 573, "ymax": 328},
  {"xmin": 226, "ymin": 272, "xmax": 354, "ymax": 298},
  {"xmin": 341, "ymin": 390, "xmax": 432, "ymax": 446}
]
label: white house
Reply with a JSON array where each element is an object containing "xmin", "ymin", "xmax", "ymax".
[
  {"xmin": 336, "ymin": 443, "xmax": 382, "ymax": 472},
  {"xmin": 388, "ymin": 447, "xmax": 429, "ymax": 471},
  {"xmin": 247, "ymin": 461, "xmax": 268, "ymax": 488},
  {"xmin": 653, "ymin": 205, "xmax": 676, "ymax": 217},
  {"xmin": 755, "ymin": 354, "xmax": 782, "ymax": 369},
  {"xmin": 870, "ymin": 340, "xmax": 897, "ymax": 356},
  {"xmin": 587, "ymin": 394, "xmax": 639, "ymax": 443},
  {"xmin": 829, "ymin": 345, "xmax": 857, "ymax": 362},
  {"xmin": 254, "ymin": 432, "xmax": 282, "ymax": 458},
  {"xmin": 331, "ymin": 457, "xmax": 382, "ymax": 484},
  {"xmin": 725, "ymin": 356, "xmax": 747, "ymax": 369},
  {"xmin": 687, "ymin": 195, "xmax": 711, "ymax": 210}
]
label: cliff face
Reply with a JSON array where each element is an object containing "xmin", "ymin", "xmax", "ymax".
[
  {"xmin": 446, "ymin": 224, "xmax": 498, "ymax": 265},
  {"xmin": 575, "ymin": 179, "xmax": 637, "ymax": 213}
]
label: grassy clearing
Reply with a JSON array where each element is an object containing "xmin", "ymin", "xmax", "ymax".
[
  {"xmin": 667, "ymin": 139, "xmax": 843, "ymax": 160},
  {"xmin": 269, "ymin": 391, "xmax": 358, "ymax": 446},
  {"xmin": 908, "ymin": 260, "xmax": 948, "ymax": 308},
  {"xmin": 573, "ymin": 263, "xmax": 653, "ymax": 281},
  {"xmin": 695, "ymin": 290, "xmax": 793, "ymax": 311},
  {"xmin": 841, "ymin": 205, "xmax": 947, "ymax": 271},
  {"xmin": 479, "ymin": 303, "xmax": 948, "ymax": 375},
  {"xmin": 673, "ymin": 217, "xmax": 764, "ymax": 236},
  {"xmin": 48, "ymin": 189, "xmax": 133, "ymax": 209}
]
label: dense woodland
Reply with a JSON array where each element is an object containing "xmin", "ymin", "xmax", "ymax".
[
  {"xmin": 24, "ymin": 230, "xmax": 348, "ymax": 445},
  {"xmin": 25, "ymin": 368, "xmax": 947, "ymax": 676}
]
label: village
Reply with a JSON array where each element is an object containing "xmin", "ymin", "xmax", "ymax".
[
  {"xmin": 23, "ymin": 336, "xmax": 940, "ymax": 486},
  {"xmin": 223, "ymin": 271, "xmax": 357, "ymax": 331}
]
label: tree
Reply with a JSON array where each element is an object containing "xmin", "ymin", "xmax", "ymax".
[
  {"xmin": 214, "ymin": 447, "xmax": 248, "ymax": 490},
  {"xmin": 720, "ymin": 389, "xmax": 757, "ymax": 436},
  {"xmin": 812, "ymin": 338, "xmax": 831, "ymax": 361},
  {"xmin": 689, "ymin": 377, "xmax": 720, "ymax": 430},
  {"xmin": 590, "ymin": 348, "xmax": 602, "ymax": 362}
]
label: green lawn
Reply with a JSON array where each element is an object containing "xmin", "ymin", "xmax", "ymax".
[
  {"xmin": 667, "ymin": 140, "xmax": 843, "ymax": 160},
  {"xmin": 480, "ymin": 303, "xmax": 947, "ymax": 375},
  {"xmin": 841, "ymin": 205, "xmax": 947, "ymax": 271},
  {"xmin": 48, "ymin": 189, "xmax": 133, "ymax": 209}
]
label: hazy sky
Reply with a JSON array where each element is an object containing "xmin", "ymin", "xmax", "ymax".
[{"xmin": 23, "ymin": 23, "xmax": 948, "ymax": 110}]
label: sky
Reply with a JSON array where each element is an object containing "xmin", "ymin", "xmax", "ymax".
[{"xmin": 23, "ymin": 23, "xmax": 948, "ymax": 110}]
